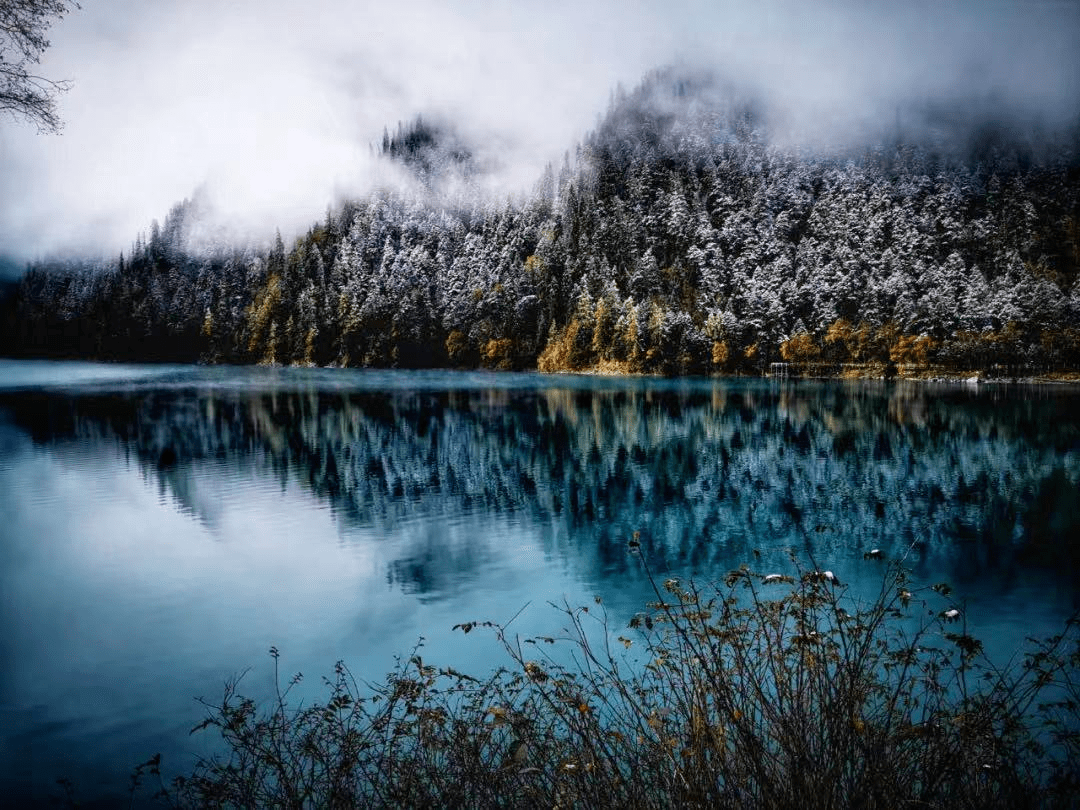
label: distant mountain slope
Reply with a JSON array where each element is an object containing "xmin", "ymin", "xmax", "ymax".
[
  {"xmin": 379, "ymin": 115, "xmax": 475, "ymax": 186},
  {"xmin": 4, "ymin": 69, "xmax": 1080, "ymax": 375}
]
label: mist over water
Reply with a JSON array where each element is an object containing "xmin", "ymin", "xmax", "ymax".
[{"xmin": 0, "ymin": 362, "xmax": 1078, "ymax": 804}]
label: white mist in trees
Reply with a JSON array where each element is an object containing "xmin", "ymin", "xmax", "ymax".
[{"xmin": 9, "ymin": 68, "xmax": 1080, "ymax": 372}]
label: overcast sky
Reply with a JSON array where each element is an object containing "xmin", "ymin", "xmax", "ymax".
[{"xmin": 1, "ymin": 0, "xmax": 1078, "ymax": 269}]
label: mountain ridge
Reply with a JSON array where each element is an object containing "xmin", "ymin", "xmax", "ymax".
[{"xmin": 4, "ymin": 67, "xmax": 1080, "ymax": 376}]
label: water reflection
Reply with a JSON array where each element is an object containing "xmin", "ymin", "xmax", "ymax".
[
  {"xmin": 3, "ymin": 376, "xmax": 1079, "ymax": 594},
  {"xmin": 1, "ymin": 368, "xmax": 1079, "ymax": 805}
]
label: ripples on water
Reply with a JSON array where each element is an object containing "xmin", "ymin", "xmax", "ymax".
[{"xmin": 0, "ymin": 360, "xmax": 1078, "ymax": 805}]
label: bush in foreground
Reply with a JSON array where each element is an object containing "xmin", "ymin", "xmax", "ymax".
[{"xmin": 151, "ymin": 554, "xmax": 1079, "ymax": 809}]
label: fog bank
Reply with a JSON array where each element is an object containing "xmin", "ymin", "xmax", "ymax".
[{"xmin": 0, "ymin": 0, "xmax": 1077, "ymax": 270}]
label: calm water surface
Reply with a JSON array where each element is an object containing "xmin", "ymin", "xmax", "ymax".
[{"xmin": 1, "ymin": 360, "xmax": 1078, "ymax": 805}]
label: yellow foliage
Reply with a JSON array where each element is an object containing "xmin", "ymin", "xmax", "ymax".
[
  {"xmin": 824, "ymin": 318, "xmax": 876, "ymax": 362},
  {"xmin": 850, "ymin": 323, "xmax": 875, "ymax": 361},
  {"xmin": 524, "ymin": 255, "xmax": 544, "ymax": 275},
  {"xmin": 246, "ymin": 274, "xmax": 281, "ymax": 355},
  {"xmin": 889, "ymin": 334, "xmax": 937, "ymax": 366},
  {"xmin": 592, "ymin": 358, "xmax": 636, "ymax": 374},
  {"xmin": 824, "ymin": 318, "xmax": 853, "ymax": 346},
  {"xmin": 711, "ymin": 340, "xmax": 730, "ymax": 368},
  {"xmin": 1041, "ymin": 328, "xmax": 1077, "ymax": 354},
  {"xmin": 538, "ymin": 321, "xmax": 581, "ymax": 372},
  {"xmin": 262, "ymin": 320, "xmax": 278, "ymax": 366},
  {"xmin": 1025, "ymin": 260, "xmax": 1063, "ymax": 286},
  {"xmin": 593, "ymin": 298, "xmax": 615, "ymax": 359},
  {"xmin": 647, "ymin": 301, "xmax": 666, "ymax": 346},
  {"xmin": 445, "ymin": 330, "xmax": 469, "ymax": 364},
  {"xmin": 993, "ymin": 321, "xmax": 1024, "ymax": 344},
  {"xmin": 536, "ymin": 338, "xmax": 562, "ymax": 372},
  {"xmin": 780, "ymin": 332, "xmax": 821, "ymax": 362},
  {"xmin": 481, "ymin": 338, "xmax": 514, "ymax": 369},
  {"xmin": 619, "ymin": 306, "xmax": 641, "ymax": 366}
]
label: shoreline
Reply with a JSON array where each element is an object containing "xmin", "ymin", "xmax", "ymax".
[
  {"xmin": 4, "ymin": 354, "xmax": 1080, "ymax": 386},
  {"xmin": 536, "ymin": 363, "xmax": 1080, "ymax": 385}
]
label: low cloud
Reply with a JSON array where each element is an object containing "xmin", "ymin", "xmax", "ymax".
[{"xmin": 0, "ymin": 0, "xmax": 1077, "ymax": 269}]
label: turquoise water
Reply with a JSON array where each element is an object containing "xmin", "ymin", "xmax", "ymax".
[{"xmin": 0, "ymin": 361, "xmax": 1078, "ymax": 805}]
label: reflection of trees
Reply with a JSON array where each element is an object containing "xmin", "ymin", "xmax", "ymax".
[{"xmin": 2, "ymin": 378, "xmax": 1079, "ymax": 593}]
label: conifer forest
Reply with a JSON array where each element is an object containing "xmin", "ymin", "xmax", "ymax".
[{"xmin": 4, "ymin": 70, "xmax": 1080, "ymax": 377}]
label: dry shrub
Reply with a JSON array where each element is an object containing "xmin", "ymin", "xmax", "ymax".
[{"xmin": 154, "ymin": 554, "xmax": 1080, "ymax": 810}]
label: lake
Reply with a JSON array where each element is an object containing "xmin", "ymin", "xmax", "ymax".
[{"xmin": 1, "ymin": 360, "xmax": 1078, "ymax": 806}]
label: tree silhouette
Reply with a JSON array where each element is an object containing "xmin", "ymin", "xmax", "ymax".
[{"xmin": 0, "ymin": 0, "xmax": 79, "ymax": 133}]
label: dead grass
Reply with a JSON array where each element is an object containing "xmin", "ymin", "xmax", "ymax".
[{"xmin": 146, "ymin": 551, "xmax": 1080, "ymax": 809}]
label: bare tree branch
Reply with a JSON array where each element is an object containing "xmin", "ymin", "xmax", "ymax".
[{"xmin": 0, "ymin": 0, "xmax": 80, "ymax": 133}]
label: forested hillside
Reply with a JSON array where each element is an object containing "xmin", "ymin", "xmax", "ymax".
[{"xmin": 5, "ymin": 70, "xmax": 1080, "ymax": 376}]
